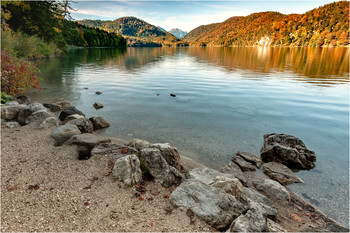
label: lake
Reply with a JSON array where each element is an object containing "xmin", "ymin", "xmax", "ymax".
[{"xmin": 28, "ymin": 47, "xmax": 349, "ymax": 226}]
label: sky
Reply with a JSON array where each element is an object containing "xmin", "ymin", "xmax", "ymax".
[{"xmin": 70, "ymin": 1, "xmax": 336, "ymax": 32}]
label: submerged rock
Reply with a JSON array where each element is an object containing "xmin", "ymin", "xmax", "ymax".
[
  {"xmin": 263, "ymin": 162, "xmax": 303, "ymax": 185},
  {"xmin": 260, "ymin": 133, "xmax": 316, "ymax": 170},
  {"xmin": 113, "ymin": 154, "xmax": 142, "ymax": 185}
]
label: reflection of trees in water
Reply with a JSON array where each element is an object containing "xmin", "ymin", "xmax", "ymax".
[{"xmin": 185, "ymin": 47, "xmax": 349, "ymax": 84}]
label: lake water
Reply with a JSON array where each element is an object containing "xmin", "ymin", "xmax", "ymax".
[{"xmin": 29, "ymin": 47, "xmax": 349, "ymax": 226}]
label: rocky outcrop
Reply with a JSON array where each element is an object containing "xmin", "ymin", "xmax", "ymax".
[
  {"xmin": 25, "ymin": 110, "xmax": 55, "ymax": 125},
  {"xmin": 263, "ymin": 162, "xmax": 303, "ymax": 185},
  {"xmin": 236, "ymin": 151, "xmax": 262, "ymax": 168},
  {"xmin": 170, "ymin": 180, "xmax": 247, "ymax": 230},
  {"xmin": 260, "ymin": 133, "xmax": 316, "ymax": 170},
  {"xmin": 232, "ymin": 155, "xmax": 256, "ymax": 171},
  {"xmin": 151, "ymin": 143, "xmax": 181, "ymax": 169},
  {"xmin": 140, "ymin": 148, "xmax": 183, "ymax": 187},
  {"xmin": 67, "ymin": 118, "xmax": 93, "ymax": 133},
  {"xmin": 113, "ymin": 154, "xmax": 142, "ymax": 185},
  {"xmin": 219, "ymin": 161, "xmax": 247, "ymax": 186},
  {"xmin": 89, "ymin": 116, "xmax": 110, "ymax": 130},
  {"xmin": 209, "ymin": 176, "xmax": 243, "ymax": 199},
  {"xmin": 127, "ymin": 139, "xmax": 151, "ymax": 151},
  {"xmin": 18, "ymin": 103, "xmax": 46, "ymax": 124},
  {"xmin": 59, "ymin": 106, "xmax": 85, "ymax": 121},
  {"xmin": 252, "ymin": 176, "xmax": 290, "ymax": 204},
  {"xmin": 50, "ymin": 124, "xmax": 81, "ymax": 146},
  {"xmin": 93, "ymin": 102, "xmax": 104, "ymax": 109}
]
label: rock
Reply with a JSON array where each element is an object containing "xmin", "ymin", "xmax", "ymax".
[
  {"xmin": 113, "ymin": 154, "xmax": 142, "ymax": 185},
  {"xmin": 77, "ymin": 145, "xmax": 92, "ymax": 160},
  {"xmin": 262, "ymin": 162, "xmax": 303, "ymax": 185},
  {"xmin": 1, "ymin": 104, "xmax": 26, "ymax": 120},
  {"xmin": 170, "ymin": 94, "xmax": 176, "ymax": 97},
  {"xmin": 67, "ymin": 117, "xmax": 93, "ymax": 133},
  {"xmin": 6, "ymin": 122, "xmax": 20, "ymax": 128},
  {"xmin": 236, "ymin": 151, "xmax": 262, "ymax": 168},
  {"xmin": 58, "ymin": 106, "xmax": 85, "ymax": 121},
  {"xmin": 252, "ymin": 176, "xmax": 290, "ymax": 204},
  {"xmin": 67, "ymin": 133, "xmax": 111, "ymax": 147},
  {"xmin": 232, "ymin": 155, "xmax": 256, "ymax": 171},
  {"xmin": 37, "ymin": 117, "xmax": 60, "ymax": 129},
  {"xmin": 91, "ymin": 143, "xmax": 137, "ymax": 159},
  {"xmin": 260, "ymin": 133, "xmax": 316, "ymax": 170},
  {"xmin": 50, "ymin": 124, "xmax": 81, "ymax": 146},
  {"xmin": 127, "ymin": 139, "xmax": 151, "ymax": 150},
  {"xmin": 151, "ymin": 143, "xmax": 181, "ymax": 169},
  {"xmin": 241, "ymin": 187, "xmax": 277, "ymax": 219},
  {"xmin": 95, "ymin": 91, "xmax": 102, "ymax": 95},
  {"xmin": 18, "ymin": 103, "xmax": 46, "ymax": 124},
  {"xmin": 210, "ymin": 176, "xmax": 243, "ymax": 199},
  {"xmin": 25, "ymin": 110, "xmax": 55, "ymax": 125},
  {"xmin": 93, "ymin": 102, "xmax": 104, "ymax": 109},
  {"xmin": 266, "ymin": 219, "xmax": 287, "ymax": 232},
  {"xmin": 43, "ymin": 103, "xmax": 62, "ymax": 112},
  {"xmin": 16, "ymin": 95, "xmax": 31, "ymax": 104},
  {"xmin": 62, "ymin": 114, "xmax": 85, "ymax": 124},
  {"xmin": 140, "ymin": 148, "xmax": 183, "ymax": 187},
  {"xmin": 219, "ymin": 161, "xmax": 247, "ymax": 186},
  {"xmin": 187, "ymin": 167, "xmax": 241, "ymax": 186},
  {"xmin": 5, "ymin": 101, "xmax": 19, "ymax": 106},
  {"xmin": 53, "ymin": 98, "xmax": 72, "ymax": 109},
  {"xmin": 228, "ymin": 201, "xmax": 267, "ymax": 232},
  {"xmin": 170, "ymin": 180, "xmax": 247, "ymax": 230},
  {"xmin": 89, "ymin": 116, "xmax": 110, "ymax": 130},
  {"xmin": 83, "ymin": 87, "xmax": 88, "ymax": 90}
]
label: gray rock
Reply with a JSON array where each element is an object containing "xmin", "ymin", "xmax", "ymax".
[
  {"xmin": 1, "ymin": 104, "xmax": 26, "ymax": 120},
  {"xmin": 219, "ymin": 161, "xmax": 247, "ymax": 186},
  {"xmin": 62, "ymin": 114, "xmax": 85, "ymax": 124},
  {"xmin": 25, "ymin": 110, "xmax": 55, "ymax": 125},
  {"xmin": 210, "ymin": 176, "xmax": 243, "ymax": 199},
  {"xmin": 16, "ymin": 95, "xmax": 31, "ymax": 104},
  {"xmin": 260, "ymin": 133, "xmax": 316, "ymax": 170},
  {"xmin": 241, "ymin": 187, "xmax": 277, "ymax": 219},
  {"xmin": 187, "ymin": 167, "xmax": 241, "ymax": 186},
  {"xmin": 252, "ymin": 176, "xmax": 290, "ymax": 204},
  {"xmin": 18, "ymin": 103, "xmax": 46, "ymax": 124},
  {"xmin": 93, "ymin": 102, "xmax": 104, "ymax": 109},
  {"xmin": 228, "ymin": 201, "xmax": 267, "ymax": 232},
  {"xmin": 59, "ymin": 106, "xmax": 85, "ymax": 121},
  {"xmin": 127, "ymin": 139, "xmax": 151, "ymax": 150},
  {"xmin": 67, "ymin": 133, "xmax": 111, "ymax": 147},
  {"xmin": 51, "ymin": 124, "xmax": 81, "ymax": 146},
  {"xmin": 5, "ymin": 101, "xmax": 19, "ymax": 106},
  {"xmin": 232, "ymin": 156, "xmax": 256, "ymax": 171},
  {"xmin": 263, "ymin": 162, "xmax": 303, "ymax": 185},
  {"xmin": 37, "ymin": 117, "xmax": 60, "ymax": 129},
  {"xmin": 113, "ymin": 154, "xmax": 142, "ymax": 185},
  {"xmin": 53, "ymin": 98, "xmax": 72, "ymax": 109},
  {"xmin": 6, "ymin": 122, "xmax": 20, "ymax": 128},
  {"xmin": 89, "ymin": 116, "xmax": 110, "ymax": 130},
  {"xmin": 236, "ymin": 151, "xmax": 262, "ymax": 168},
  {"xmin": 151, "ymin": 143, "xmax": 181, "ymax": 169},
  {"xmin": 266, "ymin": 219, "xmax": 287, "ymax": 232},
  {"xmin": 140, "ymin": 148, "xmax": 183, "ymax": 187},
  {"xmin": 43, "ymin": 103, "xmax": 62, "ymax": 112},
  {"xmin": 91, "ymin": 143, "xmax": 137, "ymax": 159},
  {"xmin": 67, "ymin": 117, "xmax": 93, "ymax": 133},
  {"xmin": 170, "ymin": 179, "xmax": 247, "ymax": 230}
]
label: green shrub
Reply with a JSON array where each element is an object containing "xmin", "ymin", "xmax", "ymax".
[{"xmin": 1, "ymin": 92, "xmax": 13, "ymax": 103}]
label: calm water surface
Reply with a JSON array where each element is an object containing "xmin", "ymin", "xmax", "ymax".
[{"xmin": 29, "ymin": 47, "xmax": 349, "ymax": 226}]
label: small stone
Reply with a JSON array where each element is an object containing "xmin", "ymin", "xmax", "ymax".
[
  {"xmin": 113, "ymin": 154, "xmax": 142, "ymax": 185},
  {"xmin": 93, "ymin": 102, "xmax": 104, "ymax": 109},
  {"xmin": 170, "ymin": 94, "xmax": 176, "ymax": 97},
  {"xmin": 95, "ymin": 91, "xmax": 102, "ymax": 95},
  {"xmin": 6, "ymin": 122, "xmax": 20, "ymax": 128}
]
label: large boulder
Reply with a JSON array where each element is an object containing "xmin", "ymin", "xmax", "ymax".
[
  {"xmin": 236, "ymin": 151, "xmax": 263, "ymax": 168},
  {"xmin": 140, "ymin": 148, "xmax": 183, "ymax": 187},
  {"xmin": 228, "ymin": 201, "xmax": 267, "ymax": 232},
  {"xmin": 252, "ymin": 176, "xmax": 290, "ymax": 204},
  {"xmin": 232, "ymin": 155, "xmax": 256, "ymax": 171},
  {"xmin": 219, "ymin": 161, "xmax": 247, "ymax": 186},
  {"xmin": 91, "ymin": 143, "xmax": 137, "ymax": 159},
  {"xmin": 151, "ymin": 143, "xmax": 181, "ymax": 169},
  {"xmin": 18, "ymin": 103, "xmax": 46, "ymax": 124},
  {"xmin": 210, "ymin": 176, "xmax": 243, "ymax": 200},
  {"xmin": 1, "ymin": 104, "xmax": 26, "ymax": 120},
  {"xmin": 89, "ymin": 116, "xmax": 110, "ymax": 130},
  {"xmin": 67, "ymin": 117, "xmax": 93, "ymax": 133},
  {"xmin": 113, "ymin": 154, "xmax": 142, "ymax": 185},
  {"xmin": 59, "ymin": 106, "xmax": 85, "ymax": 121},
  {"xmin": 127, "ymin": 139, "xmax": 151, "ymax": 151},
  {"xmin": 170, "ymin": 180, "xmax": 247, "ymax": 230},
  {"xmin": 25, "ymin": 110, "xmax": 55, "ymax": 125},
  {"xmin": 37, "ymin": 117, "xmax": 60, "ymax": 129},
  {"xmin": 50, "ymin": 124, "xmax": 81, "ymax": 146},
  {"xmin": 43, "ymin": 103, "xmax": 62, "ymax": 112},
  {"xmin": 260, "ymin": 133, "xmax": 316, "ymax": 170},
  {"xmin": 262, "ymin": 162, "xmax": 303, "ymax": 185}
]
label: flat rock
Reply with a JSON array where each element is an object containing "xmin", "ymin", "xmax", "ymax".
[
  {"xmin": 140, "ymin": 148, "xmax": 183, "ymax": 187},
  {"xmin": 127, "ymin": 139, "xmax": 151, "ymax": 151},
  {"xmin": 241, "ymin": 187, "xmax": 277, "ymax": 218},
  {"xmin": 151, "ymin": 143, "xmax": 181, "ymax": 169},
  {"xmin": 91, "ymin": 143, "xmax": 137, "ymax": 159},
  {"xmin": 252, "ymin": 175, "xmax": 290, "ymax": 205},
  {"xmin": 236, "ymin": 151, "xmax": 262, "ymax": 168},
  {"xmin": 93, "ymin": 102, "xmax": 104, "ymax": 109},
  {"xmin": 59, "ymin": 106, "xmax": 85, "ymax": 121},
  {"xmin": 210, "ymin": 176, "xmax": 243, "ymax": 199},
  {"xmin": 170, "ymin": 179, "xmax": 247, "ymax": 230},
  {"xmin": 51, "ymin": 124, "xmax": 81, "ymax": 146},
  {"xmin": 67, "ymin": 117, "xmax": 93, "ymax": 133},
  {"xmin": 18, "ymin": 103, "xmax": 46, "ymax": 124},
  {"xmin": 260, "ymin": 133, "xmax": 316, "ymax": 170},
  {"xmin": 232, "ymin": 155, "xmax": 256, "ymax": 171},
  {"xmin": 263, "ymin": 162, "xmax": 303, "ymax": 185},
  {"xmin": 67, "ymin": 133, "xmax": 111, "ymax": 147},
  {"xmin": 186, "ymin": 167, "xmax": 241, "ymax": 186},
  {"xmin": 89, "ymin": 116, "xmax": 110, "ymax": 130},
  {"xmin": 219, "ymin": 161, "xmax": 247, "ymax": 186},
  {"xmin": 113, "ymin": 154, "xmax": 142, "ymax": 185},
  {"xmin": 25, "ymin": 110, "xmax": 55, "ymax": 125}
]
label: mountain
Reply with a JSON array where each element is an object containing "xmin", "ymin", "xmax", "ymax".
[
  {"xmin": 184, "ymin": 1, "xmax": 349, "ymax": 47},
  {"xmin": 169, "ymin": 28, "xmax": 188, "ymax": 39},
  {"xmin": 157, "ymin": 26, "xmax": 167, "ymax": 32},
  {"xmin": 77, "ymin": 17, "xmax": 187, "ymax": 47}
]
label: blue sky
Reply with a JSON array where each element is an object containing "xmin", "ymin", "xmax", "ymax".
[{"xmin": 70, "ymin": 1, "xmax": 336, "ymax": 32}]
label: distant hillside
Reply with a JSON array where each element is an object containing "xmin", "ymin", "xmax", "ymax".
[
  {"xmin": 169, "ymin": 28, "xmax": 188, "ymax": 39},
  {"xmin": 157, "ymin": 26, "xmax": 167, "ymax": 32},
  {"xmin": 77, "ymin": 17, "xmax": 187, "ymax": 47},
  {"xmin": 184, "ymin": 1, "xmax": 349, "ymax": 47}
]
